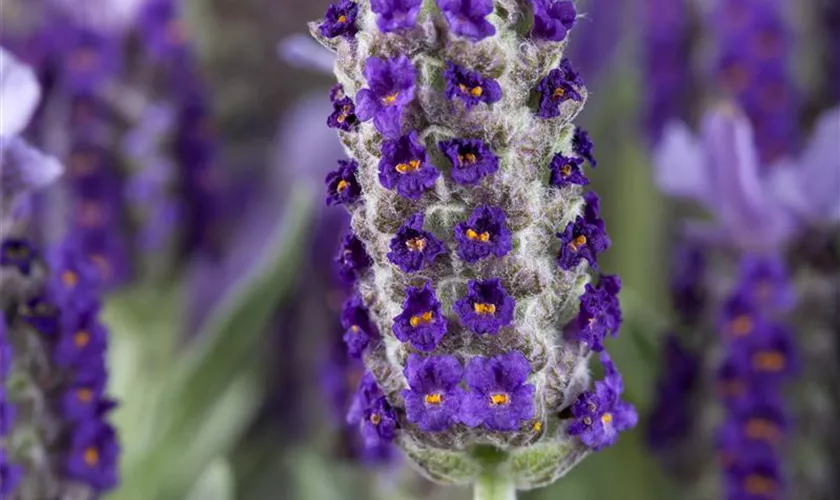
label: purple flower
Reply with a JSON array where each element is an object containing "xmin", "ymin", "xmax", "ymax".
[
  {"xmin": 531, "ymin": 0, "xmax": 577, "ymax": 42},
  {"xmin": 548, "ymin": 154, "xmax": 588, "ymax": 187},
  {"xmin": 438, "ymin": 137, "xmax": 500, "ymax": 185},
  {"xmin": 0, "ymin": 238, "xmax": 37, "ymax": 275},
  {"xmin": 327, "ymin": 97, "xmax": 359, "ymax": 131},
  {"xmin": 347, "ymin": 372, "xmax": 383, "ymax": 426},
  {"xmin": 574, "ymin": 275, "xmax": 622, "ymax": 351},
  {"xmin": 19, "ymin": 296, "xmax": 61, "ymax": 337},
  {"xmin": 325, "ymin": 159, "xmax": 362, "ymax": 206},
  {"xmin": 556, "ymin": 192, "xmax": 611, "ymax": 270},
  {"xmin": 646, "ymin": 335, "xmax": 699, "ymax": 450},
  {"xmin": 670, "ymin": 242, "xmax": 707, "ymax": 325},
  {"xmin": 572, "ymin": 126, "xmax": 597, "ymax": 167},
  {"xmin": 362, "ymin": 396, "xmax": 398, "ymax": 445},
  {"xmin": 454, "ymin": 205, "xmax": 513, "ymax": 263},
  {"xmin": 536, "ymin": 59, "xmax": 583, "ymax": 119},
  {"xmin": 724, "ymin": 456, "xmax": 784, "ymax": 500},
  {"xmin": 719, "ymin": 292, "xmax": 766, "ymax": 341},
  {"xmin": 370, "ymin": 0, "xmax": 423, "ymax": 32},
  {"xmin": 393, "ymin": 283, "xmax": 448, "ymax": 351},
  {"xmin": 54, "ymin": 304, "xmax": 108, "ymax": 369},
  {"xmin": 137, "ymin": 0, "xmax": 190, "ymax": 62},
  {"xmin": 734, "ymin": 254, "xmax": 795, "ymax": 313},
  {"xmin": 0, "ymin": 137, "xmax": 63, "ymax": 215},
  {"xmin": 356, "ymin": 55, "xmax": 416, "ymax": 137},
  {"xmin": 341, "ymin": 295, "xmax": 376, "ymax": 358},
  {"xmin": 61, "ymin": 364, "xmax": 108, "ymax": 422},
  {"xmin": 65, "ymin": 419, "xmax": 120, "ymax": 491},
  {"xmin": 58, "ymin": 27, "xmax": 122, "ymax": 92},
  {"xmin": 729, "ymin": 324, "xmax": 799, "ymax": 385},
  {"xmin": 718, "ymin": 395, "xmax": 788, "ymax": 454},
  {"xmin": 378, "ymin": 132, "xmax": 439, "ymax": 198},
  {"xmin": 335, "ymin": 231, "xmax": 372, "ymax": 283},
  {"xmin": 461, "ymin": 351, "xmax": 535, "ymax": 431},
  {"xmin": 438, "ymin": 0, "xmax": 496, "ymax": 40},
  {"xmin": 568, "ymin": 353, "xmax": 637, "ymax": 450},
  {"xmin": 387, "ymin": 212, "xmax": 447, "ymax": 272},
  {"xmin": 402, "ymin": 354, "xmax": 465, "ymax": 431},
  {"xmin": 0, "ymin": 449, "xmax": 23, "ymax": 497},
  {"xmin": 443, "ymin": 62, "xmax": 502, "ymax": 109},
  {"xmin": 45, "ymin": 239, "xmax": 102, "ymax": 311},
  {"xmin": 454, "ymin": 279, "xmax": 516, "ymax": 335},
  {"xmin": 319, "ymin": 0, "xmax": 360, "ymax": 39}
]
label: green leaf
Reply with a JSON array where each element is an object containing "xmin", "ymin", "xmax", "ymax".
[{"xmin": 185, "ymin": 458, "xmax": 235, "ymax": 500}]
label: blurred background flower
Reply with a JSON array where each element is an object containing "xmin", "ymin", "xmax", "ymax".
[{"xmin": 1, "ymin": 0, "xmax": 836, "ymax": 499}]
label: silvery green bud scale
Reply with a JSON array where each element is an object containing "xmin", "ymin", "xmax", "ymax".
[{"xmin": 309, "ymin": 1, "xmax": 636, "ymax": 496}]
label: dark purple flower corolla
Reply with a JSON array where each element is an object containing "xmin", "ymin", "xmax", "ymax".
[
  {"xmin": 19, "ymin": 296, "xmax": 60, "ymax": 337},
  {"xmin": 335, "ymin": 231, "xmax": 372, "ymax": 283},
  {"xmin": 378, "ymin": 132, "xmax": 439, "ymax": 198},
  {"xmin": 325, "ymin": 159, "xmax": 362, "ymax": 206},
  {"xmin": 327, "ymin": 97, "xmax": 359, "ymax": 131},
  {"xmin": 536, "ymin": 59, "xmax": 583, "ymax": 119},
  {"xmin": 45, "ymin": 240, "xmax": 102, "ymax": 311},
  {"xmin": 548, "ymin": 154, "xmax": 588, "ymax": 187},
  {"xmin": 444, "ymin": 62, "xmax": 502, "ymax": 109},
  {"xmin": 341, "ymin": 294, "xmax": 377, "ymax": 358},
  {"xmin": 54, "ymin": 304, "xmax": 108, "ymax": 368},
  {"xmin": 531, "ymin": 0, "xmax": 577, "ymax": 42},
  {"xmin": 59, "ymin": 27, "xmax": 122, "ymax": 92},
  {"xmin": 61, "ymin": 364, "xmax": 107, "ymax": 422},
  {"xmin": 438, "ymin": 137, "xmax": 499, "ymax": 185},
  {"xmin": 461, "ymin": 351, "xmax": 535, "ymax": 431},
  {"xmin": 556, "ymin": 192, "xmax": 610, "ymax": 270},
  {"xmin": 370, "ymin": 0, "xmax": 423, "ymax": 32},
  {"xmin": 65, "ymin": 419, "xmax": 120, "ymax": 491},
  {"xmin": 729, "ymin": 324, "xmax": 798, "ymax": 385},
  {"xmin": 402, "ymin": 354, "xmax": 465, "ymax": 431},
  {"xmin": 572, "ymin": 126, "xmax": 597, "ymax": 167},
  {"xmin": 319, "ymin": 0, "xmax": 360, "ymax": 39},
  {"xmin": 718, "ymin": 395, "xmax": 788, "ymax": 454},
  {"xmin": 719, "ymin": 292, "xmax": 765, "ymax": 341},
  {"xmin": 362, "ymin": 396, "xmax": 398, "ymax": 445},
  {"xmin": 734, "ymin": 255, "xmax": 795, "ymax": 313},
  {"xmin": 393, "ymin": 283, "xmax": 448, "ymax": 351},
  {"xmin": 724, "ymin": 456, "xmax": 784, "ymax": 500},
  {"xmin": 438, "ymin": 0, "xmax": 496, "ymax": 40},
  {"xmin": 347, "ymin": 372, "xmax": 383, "ymax": 426},
  {"xmin": 454, "ymin": 205, "xmax": 513, "ymax": 263},
  {"xmin": 568, "ymin": 353, "xmax": 637, "ymax": 450},
  {"xmin": 356, "ymin": 55, "xmax": 416, "ymax": 137},
  {"xmin": 454, "ymin": 279, "xmax": 516, "ymax": 335},
  {"xmin": 0, "ymin": 238, "xmax": 37, "ymax": 275},
  {"xmin": 387, "ymin": 212, "xmax": 446, "ymax": 272},
  {"xmin": 574, "ymin": 275, "xmax": 622, "ymax": 351}
]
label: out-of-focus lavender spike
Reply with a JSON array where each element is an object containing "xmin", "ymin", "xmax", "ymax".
[
  {"xmin": 642, "ymin": 0, "xmax": 692, "ymax": 146},
  {"xmin": 567, "ymin": 0, "xmax": 623, "ymax": 88},
  {"xmin": 277, "ymin": 34, "xmax": 336, "ymax": 74},
  {"xmin": 710, "ymin": 0, "xmax": 799, "ymax": 165}
]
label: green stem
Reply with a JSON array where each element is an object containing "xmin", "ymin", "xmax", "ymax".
[{"xmin": 474, "ymin": 473, "xmax": 516, "ymax": 500}]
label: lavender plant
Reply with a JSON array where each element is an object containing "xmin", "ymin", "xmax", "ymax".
[
  {"xmin": 1, "ymin": 46, "xmax": 120, "ymax": 500},
  {"xmin": 309, "ymin": 1, "xmax": 637, "ymax": 496}
]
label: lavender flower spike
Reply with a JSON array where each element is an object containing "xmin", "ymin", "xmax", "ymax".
[{"xmin": 309, "ymin": 0, "xmax": 632, "ymax": 494}]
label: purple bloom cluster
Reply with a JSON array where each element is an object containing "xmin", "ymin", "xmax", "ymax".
[
  {"xmin": 370, "ymin": 0, "xmax": 423, "ymax": 33},
  {"xmin": 568, "ymin": 353, "xmax": 637, "ymax": 450},
  {"xmin": 454, "ymin": 279, "xmax": 515, "ymax": 335},
  {"xmin": 387, "ymin": 213, "xmax": 446, "ymax": 272},
  {"xmin": 325, "ymin": 159, "xmax": 362, "ymax": 206},
  {"xmin": 0, "ymin": 238, "xmax": 38, "ymax": 275},
  {"xmin": 348, "ymin": 372, "xmax": 398, "ymax": 446},
  {"xmin": 327, "ymin": 84, "xmax": 360, "ymax": 131},
  {"xmin": 341, "ymin": 294, "xmax": 378, "ymax": 358},
  {"xmin": 572, "ymin": 126, "xmax": 597, "ymax": 167},
  {"xmin": 556, "ymin": 192, "xmax": 611, "ymax": 270},
  {"xmin": 378, "ymin": 132, "xmax": 439, "ymax": 198},
  {"xmin": 438, "ymin": 137, "xmax": 499, "ymax": 185},
  {"xmin": 335, "ymin": 231, "xmax": 372, "ymax": 284},
  {"xmin": 319, "ymin": 0, "xmax": 360, "ymax": 39},
  {"xmin": 438, "ymin": 0, "xmax": 496, "ymax": 40},
  {"xmin": 642, "ymin": 0, "xmax": 691, "ymax": 145},
  {"xmin": 443, "ymin": 62, "xmax": 502, "ymax": 109},
  {"xmin": 454, "ymin": 205, "xmax": 513, "ymax": 263},
  {"xmin": 570, "ymin": 275, "xmax": 622, "ymax": 352},
  {"xmin": 715, "ymin": 254, "xmax": 798, "ymax": 499},
  {"xmin": 356, "ymin": 55, "xmax": 416, "ymax": 138},
  {"xmin": 403, "ymin": 354, "xmax": 464, "ymax": 431},
  {"xmin": 711, "ymin": 0, "xmax": 798, "ymax": 164},
  {"xmin": 531, "ymin": 0, "xmax": 577, "ymax": 42},
  {"xmin": 548, "ymin": 154, "xmax": 588, "ymax": 188},
  {"xmin": 536, "ymin": 59, "xmax": 584, "ymax": 119},
  {"xmin": 393, "ymin": 283, "xmax": 448, "ymax": 351}
]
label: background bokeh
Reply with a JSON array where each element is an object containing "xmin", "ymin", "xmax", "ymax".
[{"xmin": 2, "ymin": 0, "xmax": 836, "ymax": 499}]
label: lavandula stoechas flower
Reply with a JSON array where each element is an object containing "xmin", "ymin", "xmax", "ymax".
[
  {"xmin": 642, "ymin": 0, "xmax": 692, "ymax": 145},
  {"xmin": 0, "ymin": 50, "xmax": 120, "ymax": 500},
  {"xmin": 654, "ymin": 101, "xmax": 840, "ymax": 497},
  {"xmin": 310, "ymin": 1, "xmax": 635, "ymax": 490},
  {"xmin": 710, "ymin": 0, "xmax": 799, "ymax": 165}
]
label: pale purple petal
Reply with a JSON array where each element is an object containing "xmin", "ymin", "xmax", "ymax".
[
  {"xmin": 652, "ymin": 120, "xmax": 708, "ymax": 201},
  {"xmin": 0, "ymin": 47, "xmax": 41, "ymax": 137}
]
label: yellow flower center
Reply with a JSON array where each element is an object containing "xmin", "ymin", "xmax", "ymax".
[
  {"xmin": 752, "ymin": 351, "xmax": 785, "ymax": 372},
  {"xmin": 62, "ymin": 270, "xmax": 79, "ymax": 287},
  {"xmin": 458, "ymin": 153, "xmax": 477, "ymax": 165},
  {"xmin": 731, "ymin": 315, "xmax": 753, "ymax": 336},
  {"xmin": 405, "ymin": 237, "xmax": 427, "ymax": 252},
  {"xmin": 350, "ymin": 325, "xmax": 360, "ymax": 334},
  {"xmin": 745, "ymin": 418, "xmax": 781, "ymax": 443},
  {"xmin": 77, "ymin": 388, "xmax": 94, "ymax": 403},
  {"xmin": 337, "ymin": 180, "xmax": 350, "ymax": 192},
  {"xmin": 84, "ymin": 447, "xmax": 99, "ymax": 466},
  {"xmin": 369, "ymin": 413, "xmax": 381, "ymax": 425},
  {"xmin": 424, "ymin": 393, "xmax": 443, "ymax": 405},
  {"xmin": 744, "ymin": 475, "xmax": 776, "ymax": 496},
  {"xmin": 338, "ymin": 15, "xmax": 348, "ymax": 23},
  {"xmin": 74, "ymin": 331, "xmax": 90, "ymax": 348},
  {"xmin": 560, "ymin": 164, "xmax": 573, "ymax": 177},
  {"xmin": 395, "ymin": 159, "xmax": 422, "ymax": 173},
  {"xmin": 601, "ymin": 413, "xmax": 613, "ymax": 425},
  {"xmin": 569, "ymin": 235, "xmax": 587, "ymax": 251},
  {"xmin": 473, "ymin": 303, "xmax": 496, "ymax": 315},
  {"xmin": 458, "ymin": 84, "xmax": 484, "ymax": 97},
  {"xmin": 553, "ymin": 87, "xmax": 565, "ymax": 99},
  {"xmin": 466, "ymin": 229, "xmax": 490, "ymax": 242},
  {"xmin": 532, "ymin": 421, "xmax": 543, "ymax": 432},
  {"xmin": 410, "ymin": 311, "xmax": 434, "ymax": 328},
  {"xmin": 490, "ymin": 393, "xmax": 509, "ymax": 406},
  {"xmin": 382, "ymin": 92, "xmax": 399, "ymax": 105},
  {"xmin": 337, "ymin": 104, "xmax": 353, "ymax": 122}
]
